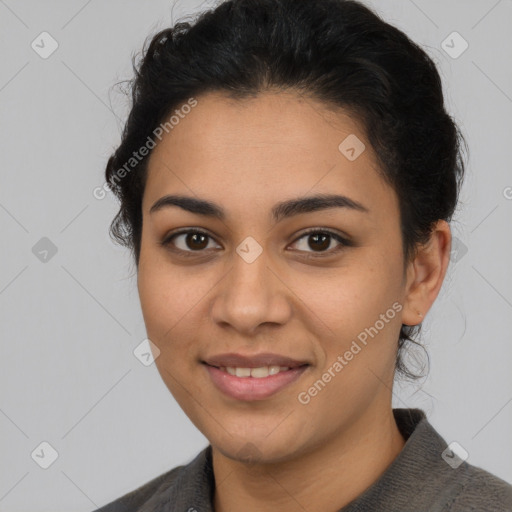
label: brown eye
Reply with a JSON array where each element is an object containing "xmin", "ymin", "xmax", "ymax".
[
  {"xmin": 290, "ymin": 229, "xmax": 351, "ymax": 257},
  {"xmin": 306, "ymin": 232, "xmax": 331, "ymax": 251},
  {"xmin": 183, "ymin": 232, "xmax": 209, "ymax": 250},
  {"xmin": 161, "ymin": 229, "xmax": 221, "ymax": 255}
]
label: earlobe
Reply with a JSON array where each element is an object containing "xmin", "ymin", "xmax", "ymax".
[{"xmin": 401, "ymin": 220, "xmax": 451, "ymax": 326}]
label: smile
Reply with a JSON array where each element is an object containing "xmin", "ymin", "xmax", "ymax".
[
  {"xmin": 217, "ymin": 365, "xmax": 292, "ymax": 378},
  {"xmin": 203, "ymin": 363, "xmax": 309, "ymax": 401}
]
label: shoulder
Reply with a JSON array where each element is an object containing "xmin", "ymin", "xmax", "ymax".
[
  {"xmin": 387, "ymin": 409, "xmax": 512, "ymax": 512},
  {"xmin": 92, "ymin": 464, "xmax": 184, "ymax": 512},
  {"xmin": 444, "ymin": 461, "xmax": 512, "ymax": 512},
  {"xmin": 91, "ymin": 445, "xmax": 214, "ymax": 512}
]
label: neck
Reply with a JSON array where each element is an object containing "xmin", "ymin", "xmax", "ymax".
[{"xmin": 212, "ymin": 405, "xmax": 406, "ymax": 512}]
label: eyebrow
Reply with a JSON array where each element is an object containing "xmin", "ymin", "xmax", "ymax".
[{"xmin": 149, "ymin": 193, "xmax": 369, "ymax": 222}]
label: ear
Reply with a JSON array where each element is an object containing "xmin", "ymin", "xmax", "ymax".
[{"xmin": 401, "ymin": 220, "xmax": 452, "ymax": 326}]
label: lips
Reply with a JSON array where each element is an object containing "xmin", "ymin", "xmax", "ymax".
[
  {"xmin": 202, "ymin": 352, "xmax": 309, "ymax": 369},
  {"xmin": 202, "ymin": 352, "xmax": 310, "ymax": 400},
  {"xmin": 204, "ymin": 364, "xmax": 309, "ymax": 400}
]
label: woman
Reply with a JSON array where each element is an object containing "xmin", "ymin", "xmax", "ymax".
[{"xmin": 95, "ymin": 0, "xmax": 512, "ymax": 510}]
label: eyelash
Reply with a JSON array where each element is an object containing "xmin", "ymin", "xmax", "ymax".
[{"xmin": 160, "ymin": 228, "xmax": 352, "ymax": 259}]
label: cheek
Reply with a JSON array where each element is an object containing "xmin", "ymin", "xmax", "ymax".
[
  {"xmin": 137, "ymin": 262, "xmax": 208, "ymax": 406},
  {"xmin": 293, "ymin": 258, "xmax": 403, "ymax": 344},
  {"xmin": 137, "ymin": 256, "xmax": 217, "ymax": 370},
  {"xmin": 138, "ymin": 239, "xmax": 193, "ymax": 334},
  {"xmin": 137, "ymin": 251, "xmax": 187, "ymax": 351},
  {"xmin": 293, "ymin": 264, "xmax": 403, "ymax": 416}
]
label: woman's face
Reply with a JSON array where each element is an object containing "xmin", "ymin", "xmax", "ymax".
[{"xmin": 137, "ymin": 90, "xmax": 413, "ymax": 463}]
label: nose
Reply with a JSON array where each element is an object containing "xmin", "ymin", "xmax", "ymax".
[{"xmin": 210, "ymin": 242, "xmax": 293, "ymax": 335}]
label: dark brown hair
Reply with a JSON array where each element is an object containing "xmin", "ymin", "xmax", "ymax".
[{"xmin": 105, "ymin": 0, "xmax": 467, "ymax": 380}]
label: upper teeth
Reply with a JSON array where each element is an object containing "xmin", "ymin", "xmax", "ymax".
[{"xmin": 221, "ymin": 366, "xmax": 291, "ymax": 378}]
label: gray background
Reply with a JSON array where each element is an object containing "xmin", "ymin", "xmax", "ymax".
[{"xmin": 0, "ymin": 0, "xmax": 511, "ymax": 510}]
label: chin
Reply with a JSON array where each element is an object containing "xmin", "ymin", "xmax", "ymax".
[{"xmin": 210, "ymin": 428, "xmax": 306, "ymax": 466}]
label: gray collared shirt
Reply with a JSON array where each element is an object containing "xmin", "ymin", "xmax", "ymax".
[{"xmin": 94, "ymin": 408, "xmax": 512, "ymax": 511}]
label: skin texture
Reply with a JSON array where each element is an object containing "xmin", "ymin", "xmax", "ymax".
[{"xmin": 137, "ymin": 90, "xmax": 451, "ymax": 511}]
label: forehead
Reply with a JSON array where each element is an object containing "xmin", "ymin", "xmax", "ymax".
[{"xmin": 143, "ymin": 90, "xmax": 396, "ymax": 220}]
